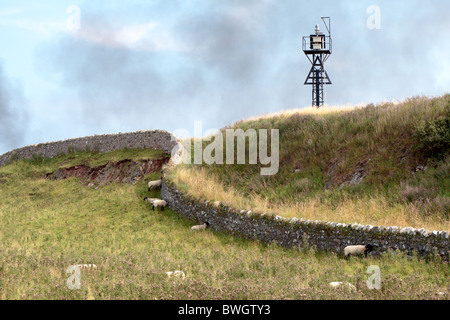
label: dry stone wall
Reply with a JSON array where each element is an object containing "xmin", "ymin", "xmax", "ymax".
[
  {"xmin": 161, "ymin": 180, "xmax": 449, "ymax": 260},
  {"xmin": 0, "ymin": 130, "xmax": 177, "ymax": 167}
]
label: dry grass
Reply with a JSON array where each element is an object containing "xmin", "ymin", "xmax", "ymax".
[
  {"xmin": 168, "ymin": 94, "xmax": 450, "ymax": 231},
  {"xmin": 171, "ymin": 165, "xmax": 448, "ymax": 231},
  {"xmin": 233, "ymin": 97, "xmax": 407, "ymax": 125},
  {"xmin": 236, "ymin": 104, "xmax": 361, "ymax": 124}
]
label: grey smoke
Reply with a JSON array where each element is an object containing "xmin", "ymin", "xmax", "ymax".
[
  {"xmin": 0, "ymin": 62, "xmax": 28, "ymax": 153},
  {"xmin": 35, "ymin": 0, "xmax": 450, "ymax": 138}
]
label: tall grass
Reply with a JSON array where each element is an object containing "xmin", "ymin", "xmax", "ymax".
[
  {"xmin": 170, "ymin": 165, "xmax": 448, "ymax": 231},
  {"xmin": 168, "ymin": 95, "xmax": 450, "ymax": 231}
]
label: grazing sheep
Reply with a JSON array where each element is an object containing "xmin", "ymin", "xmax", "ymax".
[
  {"xmin": 148, "ymin": 177, "xmax": 162, "ymax": 191},
  {"xmin": 344, "ymin": 244, "xmax": 374, "ymax": 259},
  {"xmin": 143, "ymin": 197, "xmax": 159, "ymax": 205},
  {"xmin": 329, "ymin": 282, "xmax": 356, "ymax": 291},
  {"xmin": 152, "ymin": 199, "xmax": 167, "ymax": 211},
  {"xmin": 191, "ymin": 221, "xmax": 210, "ymax": 231}
]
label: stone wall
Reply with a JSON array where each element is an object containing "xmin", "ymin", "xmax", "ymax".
[
  {"xmin": 0, "ymin": 130, "xmax": 177, "ymax": 167},
  {"xmin": 161, "ymin": 180, "xmax": 449, "ymax": 260}
]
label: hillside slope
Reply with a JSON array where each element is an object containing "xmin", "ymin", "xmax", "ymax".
[
  {"xmin": 0, "ymin": 148, "xmax": 448, "ymax": 299},
  {"xmin": 170, "ymin": 95, "xmax": 450, "ymax": 231}
]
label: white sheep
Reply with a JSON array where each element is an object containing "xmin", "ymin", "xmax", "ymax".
[
  {"xmin": 191, "ymin": 221, "xmax": 210, "ymax": 231},
  {"xmin": 152, "ymin": 199, "xmax": 167, "ymax": 211},
  {"xmin": 329, "ymin": 282, "xmax": 356, "ymax": 291},
  {"xmin": 148, "ymin": 177, "xmax": 162, "ymax": 191},
  {"xmin": 143, "ymin": 197, "xmax": 159, "ymax": 205},
  {"xmin": 344, "ymin": 244, "xmax": 374, "ymax": 259}
]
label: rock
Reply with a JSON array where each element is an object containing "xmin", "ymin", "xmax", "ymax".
[
  {"xmin": 389, "ymin": 226, "xmax": 399, "ymax": 232},
  {"xmin": 349, "ymin": 167, "xmax": 365, "ymax": 186},
  {"xmin": 290, "ymin": 217, "xmax": 299, "ymax": 224},
  {"xmin": 422, "ymin": 230, "xmax": 431, "ymax": 237},
  {"xmin": 400, "ymin": 227, "xmax": 413, "ymax": 234},
  {"xmin": 166, "ymin": 270, "xmax": 185, "ymax": 279}
]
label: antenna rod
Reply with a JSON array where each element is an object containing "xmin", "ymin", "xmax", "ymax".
[{"xmin": 321, "ymin": 17, "xmax": 331, "ymax": 36}]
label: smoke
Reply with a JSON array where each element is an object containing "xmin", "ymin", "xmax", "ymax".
[
  {"xmin": 34, "ymin": 0, "xmax": 450, "ymax": 137},
  {"xmin": 35, "ymin": 2, "xmax": 277, "ymax": 133},
  {"xmin": 0, "ymin": 62, "xmax": 28, "ymax": 153}
]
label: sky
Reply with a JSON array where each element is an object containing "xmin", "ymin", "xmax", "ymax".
[{"xmin": 0, "ymin": 0, "xmax": 449, "ymax": 155}]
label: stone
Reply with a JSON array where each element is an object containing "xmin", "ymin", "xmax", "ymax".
[
  {"xmin": 422, "ymin": 230, "xmax": 431, "ymax": 237},
  {"xmin": 349, "ymin": 167, "xmax": 365, "ymax": 186}
]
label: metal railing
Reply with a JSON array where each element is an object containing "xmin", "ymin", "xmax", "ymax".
[{"xmin": 302, "ymin": 35, "xmax": 332, "ymax": 53}]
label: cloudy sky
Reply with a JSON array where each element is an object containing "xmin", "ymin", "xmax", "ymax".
[{"xmin": 0, "ymin": 0, "xmax": 449, "ymax": 155}]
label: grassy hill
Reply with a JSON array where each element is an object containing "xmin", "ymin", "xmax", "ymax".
[
  {"xmin": 0, "ymin": 147, "xmax": 448, "ymax": 299},
  {"xmin": 170, "ymin": 95, "xmax": 450, "ymax": 231}
]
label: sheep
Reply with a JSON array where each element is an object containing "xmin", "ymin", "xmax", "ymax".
[
  {"xmin": 143, "ymin": 197, "xmax": 167, "ymax": 210},
  {"xmin": 191, "ymin": 221, "xmax": 210, "ymax": 231},
  {"xmin": 143, "ymin": 197, "xmax": 160, "ymax": 205},
  {"xmin": 152, "ymin": 199, "xmax": 167, "ymax": 211},
  {"xmin": 344, "ymin": 244, "xmax": 374, "ymax": 259},
  {"xmin": 148, "ymin": 177, "xmax": 162, "ymax": 191},
  {"xmin": 328, "ymin": 282, "xmax": 356, "ymax": 291}
]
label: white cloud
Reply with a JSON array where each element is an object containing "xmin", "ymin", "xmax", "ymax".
[
  {"xmin": 0, "ymin": 13, "xmax": 182, "ymax": 52},
  {"xmin": 73, "ymin": 21, "xmax": 184, "ymax": 52}
]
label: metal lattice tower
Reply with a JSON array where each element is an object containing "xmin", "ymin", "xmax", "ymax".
[{"xmin": 302, "ymin": 17, "xmax": 332, "ymax": 107}]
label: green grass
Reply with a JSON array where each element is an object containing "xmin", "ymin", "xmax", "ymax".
[
  {"xmin": 0, "ymin": 149, "xmax": 448, "ymax": 299},
  {"xmin": 170, "ymin": 95, "xmax": 450, "ymax": 230}
]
